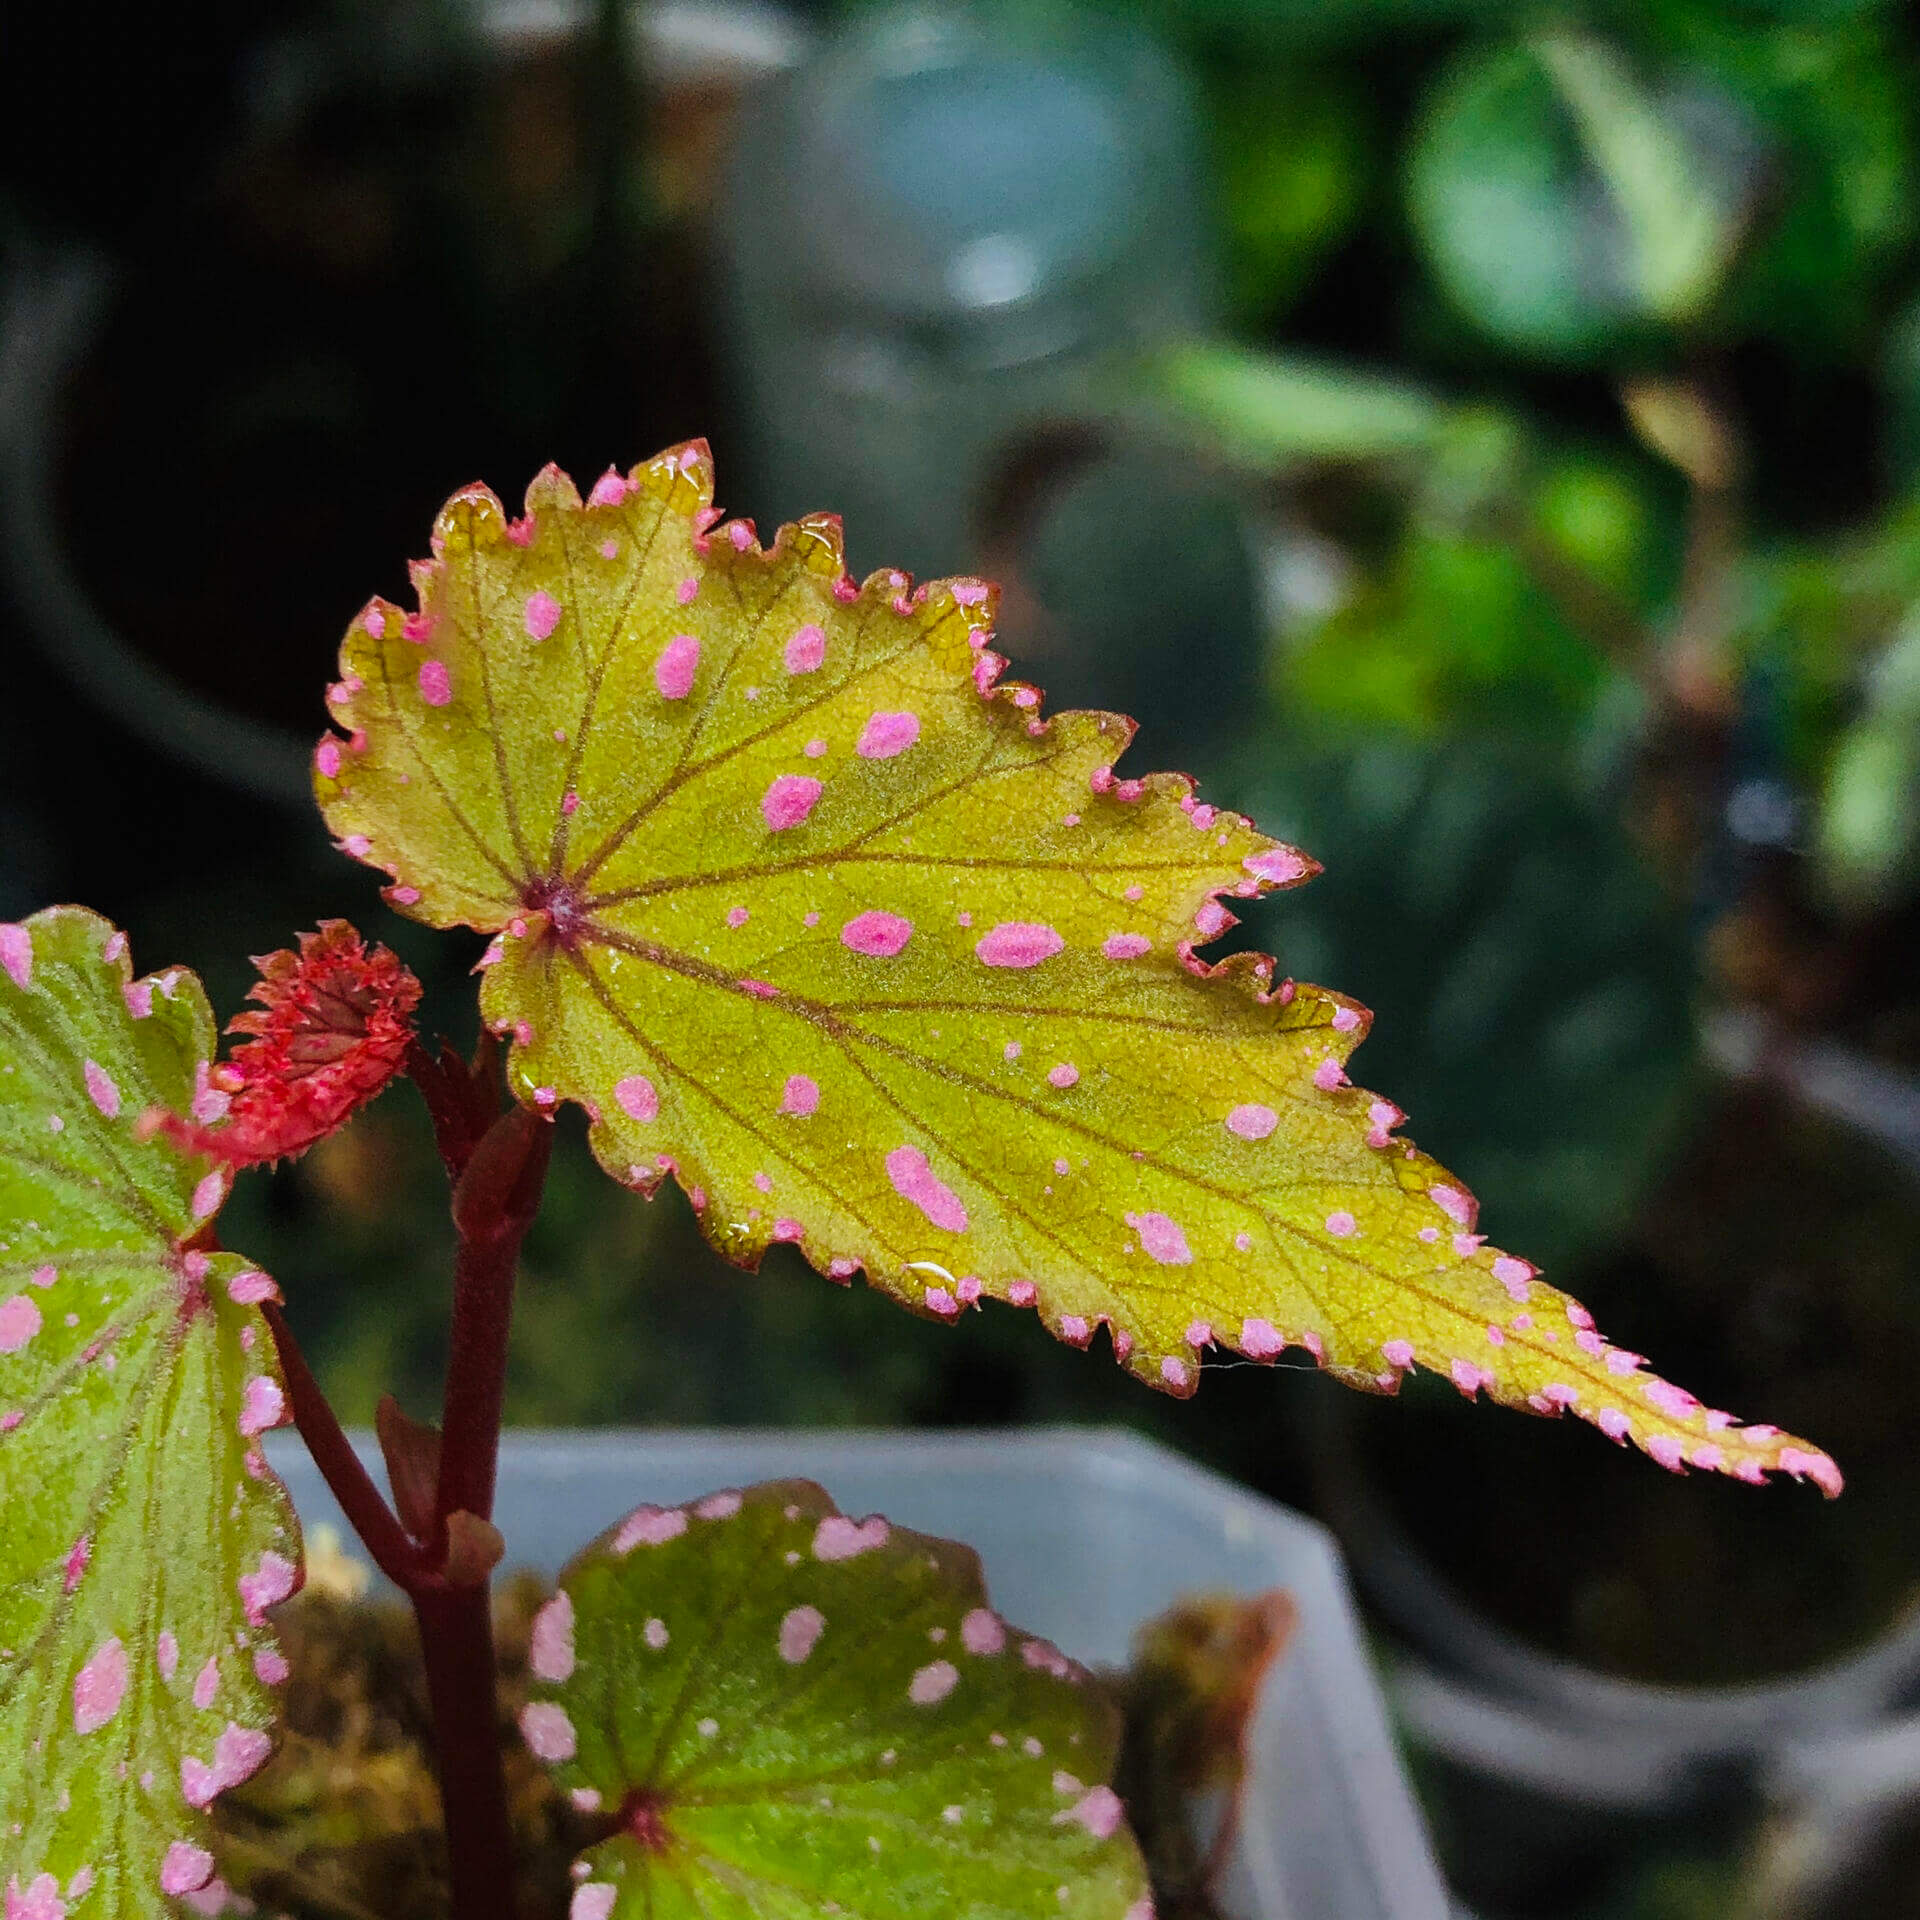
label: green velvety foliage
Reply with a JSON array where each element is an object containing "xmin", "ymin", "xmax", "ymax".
[
  {"xmin": 0, "ymin": 909, "xmax": 300, "ymax": 1917},
  {"xmin": 315, "ymin": 442, "xmax": 1838, "ymax": 1491},
  {"xmin": 520, "ymin": 1478, "xmax": 1149, "ymax": 1920}
]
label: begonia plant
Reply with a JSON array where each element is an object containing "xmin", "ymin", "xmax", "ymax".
[{"xmin": 0, "ymin": 443, "xmax": 1839, "ymax": 1920}]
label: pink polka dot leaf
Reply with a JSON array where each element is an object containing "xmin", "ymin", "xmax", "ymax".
[
  {"xmin": 519, "ymin": 1477, "xmax": 1149, "ymax": 1920},
  {"xmin": 0, "ymin": 908, "xmax": 301, "ymax": 1912},
  {"xmin": 317, "ymin": 443, "xmax": 1839, "ymax": 1501}
]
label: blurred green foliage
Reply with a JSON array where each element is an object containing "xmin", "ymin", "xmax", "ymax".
[{"xmin": 1223, "ymin": 732, "xmax": 1697, "ymax": 1274}]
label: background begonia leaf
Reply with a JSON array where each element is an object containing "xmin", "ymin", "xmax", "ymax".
[
  {"xmin": 520, "ymin": 1478, "xmax": 1150, "ymax": 1920},
  {"xmin": 317, "ymin": 443, "xmax": 1839, "ymax": 1493},
  {"xmin": 0, "ymin": 907, "xmax": 300, "ymax": 1917}
]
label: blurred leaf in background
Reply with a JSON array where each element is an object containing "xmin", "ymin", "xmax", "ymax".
[
  {"xmin": 1816, "ymin": 606, "xmax": 1920, "ymax": 910},
  {"xmin": 1200, "ymin": 56, "xmax": 1366, "ymax": 328},
  {"xmin": 1222, "ymin": 731, "xmax": 1697, "ymax": 1275},
  {"xmin": 1404, "ymin": 7, "xmax": 1914, "ymax": 365}
]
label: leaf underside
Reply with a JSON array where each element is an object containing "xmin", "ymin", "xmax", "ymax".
[
  {"xmin": 0, "ymin": 909, "xmax": 300, "ymax": 1917},
  {"xmin": 316, "ymin": 442, "xmax": 1838, "ymax": 1493},
  {"xmin": 521, "ymin": 1478, "xmax": 1150, "ymax": 1920}
]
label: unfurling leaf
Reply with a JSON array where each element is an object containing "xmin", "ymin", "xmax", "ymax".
[
  {"xmin": 315, "ymin": 443, "xmax": 1839, "ymax": 1493},
  {"xmin": 1111, "ymin": 1592, "xmax": 1296, "ymax": 1920},
  {"xmin": 154, "ymin": 920, "xmax": 420, "ymax": 1167},
  {"xmin": 0, "ymin": 909, "xmax": 301, "ymax": 1917},
  {"xmin": 519, "ymin": 1478, "xmax": 1150, "ymax": 1920}
]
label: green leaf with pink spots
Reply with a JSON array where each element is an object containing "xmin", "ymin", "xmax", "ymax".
[
  {"xmin": 521, "ymin": 1477, "xmax": 1150, "ymax": 1920},
  {"xmin": 317, "ymin": 443, "xmax": 1839, "ymax": 1495},
  {"xmin": 0, "ymin": 907, "xmax": 301, "ymax": 1919}
]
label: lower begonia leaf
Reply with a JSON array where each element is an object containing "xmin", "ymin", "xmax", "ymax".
[
  {"xmin": 0, "ymin": 908, "xmax": 300, "ymax": 1917},
  {"xmin": 521, "ymin": 1479, "xmax": 1150, "ymax": 1920},
  {"xmin": 314, "ymin": 444, "xmax": 1838, "ymax": 1494}
]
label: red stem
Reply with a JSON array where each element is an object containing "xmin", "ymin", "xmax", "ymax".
[
  {"xmin": 413, "ymin": 1581, "xmax": 520, "ymax": 1919},
  {"xmin": 436, "ymin": 1106, "xmax": 551, "ymax": 1530},
  {"xmin": 422, "ymin": 1098, "xmax": 551, "ymax": 1920},
  {"xmin": 270, "ymin": 1046, "xmax": 552, "ymax": 1920},
  {"xmin": 263, "ymin": 1300, "xmax": 430, "ymax": 1590}
]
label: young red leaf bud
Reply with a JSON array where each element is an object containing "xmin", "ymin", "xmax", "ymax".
[{"xmin": 155, "ymin": 920, "xmax": 421, "ymax": 1166}]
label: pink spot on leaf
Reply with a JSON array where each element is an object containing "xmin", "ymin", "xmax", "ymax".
[
  {"xmin": 1492, "ymin": 1256, "xmax": 1533, "ymax": 1301},
  {"xmin": 72, "ymin": 1638, "xmax": 128, "ymax": 1734},
  {"xmin": 780, "ymin": 1075, "xmax": 819, "ymax": 1115},
  {"xmin": 1046, "ymin": 1063, "xmax": 1079, "ymax": 1089},
  {"xmin": 814, "ymin": 1515, "xmax": 889, "ymax": 1561},
  {"xmin": 1245, "ymin": 848, "xmax": 1310, "ymax": 885},
  {"xmin": 0, "ymin": 923, "xmax": 32, "ymax": 990},
  {"xmin": 524, "ymin": 591, "xmax": 562, "ymax": 641},
  {"xmin": 1102, "ymin": 933, "xmax": 1150, "ymax": 959},
  {"xmin": 529, "ymin": 1592, "xmax": 574, "ymax": 1682},
  {"xmin": 909, "ymin": 1659, "xmax": 958, "ymax": 1705},
  {"xmin": 161, "ymin": 1846, "xmax": 215, "ymax": 1898},
  {"xmin": 857, "ymin": 711, "xmax": 920, "ymax": 759},
  {"xmin": 961, "ymin": 1608, "xmax": 1005, "ymax": 1655},
  {"xmin": 1125, "ymin": 1212, "xmax": 1192, "ymax": 1265},
  {"xmin": 779, "ymin": 1605, "xmax": 825, "ymax": 1663},
  {"xmin": 976, "ymin": 922, "xmax": 1063, "ymax": 968},
  {"xmin": 519, "ymin": 1703, "xmax": 576, "ymax": 1762},
  {"xmin": 1226, "ymin": 1103, "xmax": 1277, "ymax": 1140},
  {"xmin": 418, "ymin": 661, "xmax": 452, "ymax": 706},
  {"xmin": 1062, "ymin": 1786, "xmax": 1125, "ymax": 1839},
  {"xmin": 655, "ymin": 635, "xmax": 700, "ymax": 699},
  {"xmin": 834, "ymin": 906, "xmax": 918, "ymax": 961},
  {"xmin": 785, "ymin": 624, "xmax": 826, "ymax": 673},
  {"xmin": 0, "ymin": 1295, "xmax": 41, "ymax": 1352},
  {"xmin": 762, "ymin": 774, "xmax": 823, "ymax": 831},
  {"xmin": 614, "ymin": 1505, "xmax": 691, "ymax": 1551},
  {"xmin": 615, "ymin": 1076, "xmax": 658, "ymax": 1123},
  {"xmin": 238, "ymin": 1376, "xmax": 284, "ymax": 1439},
  {"xmin": 614, "ymin": 1506, "xmax": 687, "ymax": 1552},
  {"xmin": 886, "ymin": 1146, "xmax": 968, "ymax": 1231},
  {"xmin": 1241, "ymin": 1319, "xmax": 1284, "ymax": 1361},
  {"xmin": 1779, "ymin": 1447, "xmax": 1843, "ymax": 1496},
  {"xmin": 239, "ymin": 1551, "xmax": 296, "ymax": 1624}
]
